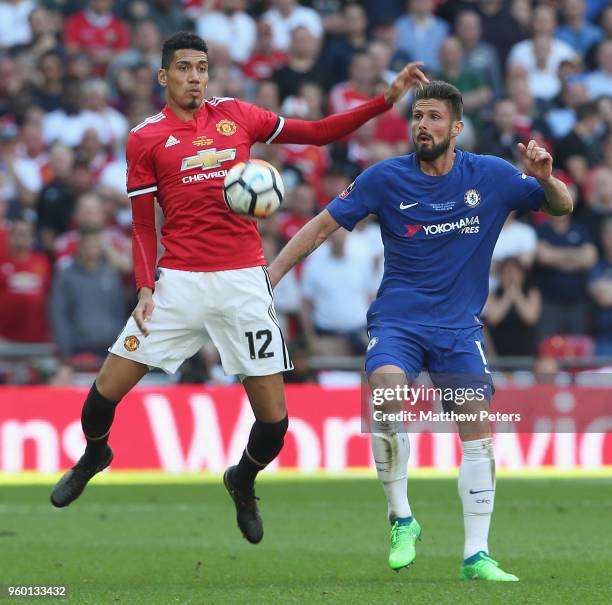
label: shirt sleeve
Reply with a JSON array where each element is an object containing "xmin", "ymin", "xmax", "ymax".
[
  {"xmin": 233, "ymin": 98, "xmax": 284, "ymax": 144},
  {"xmin": 486, "ymin": 155, "xmax": 545, "ymax": 212},
  {"xmin": 126, "ymin": 131, "xmax": 158, "ymax": 198},
  {"xmin": 325, "ymin": 164, "xmax": 382, "ymax": 231},
  {"xmin": 588, "ymin": 262, "xmax": 605, "ymax": 284}
]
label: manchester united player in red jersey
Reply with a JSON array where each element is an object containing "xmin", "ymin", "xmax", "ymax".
[{"xmin": 51, "ymin": 32, "xmax": 428, "ymax": 543}]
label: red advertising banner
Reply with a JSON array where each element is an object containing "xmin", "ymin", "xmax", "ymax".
[{"xmin": 0, "ymin": 385, "xmax": 610, "ymax": 472}]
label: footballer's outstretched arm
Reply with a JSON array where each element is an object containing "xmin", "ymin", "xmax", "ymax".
[
  {"xmin": 517, "ymin": 140, "xmax": 573, "ymax": 216},
  {"xmin": 267, "ymin": 210, "xmax": 340, "ymax": 288},
  {"xmin": 272, "ymin": 62, "xmax": 429, "ymax": 147}
]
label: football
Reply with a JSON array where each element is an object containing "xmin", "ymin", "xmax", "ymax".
[{"xmin": 223, "ymin": 159, "xmax": 284, "ymax": 218}]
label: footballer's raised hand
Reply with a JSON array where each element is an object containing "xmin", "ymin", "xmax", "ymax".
[
  {"xmin": 384, "ymin": 62, "xmax": 429, "ymax": 105},
  {"xmin": 517, "ymin": 139, "xmax": 553, "ymax": 181},
  {"xmin": 133, "ymin": 287, "xmax": 154, "ymax": 337}
]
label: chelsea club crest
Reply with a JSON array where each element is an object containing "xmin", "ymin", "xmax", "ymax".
[{"xmin": 464, "ymin": 188, "xmax": 481, "ymax": 208}]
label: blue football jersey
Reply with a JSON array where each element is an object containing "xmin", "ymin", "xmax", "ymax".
[{"xmin": 327, "ymin": 150, "xmax": 545, "ymax": 328}]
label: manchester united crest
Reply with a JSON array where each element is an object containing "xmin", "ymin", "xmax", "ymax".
[
  {"xmin": 464, "ymin": 188, "xmax": 481, "ymax": 208},
  {"xmin": 124, "ymin": 335, "xmax": 140, "ymax": 352},
  {"xmin": 216, "ymin": 120, "xmax": 237, "ymax": 136}
]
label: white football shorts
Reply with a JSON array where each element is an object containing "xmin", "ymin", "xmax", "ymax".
[{"xmin": 109, "ymin": 266, "xmax": 292, "ymax": 377}]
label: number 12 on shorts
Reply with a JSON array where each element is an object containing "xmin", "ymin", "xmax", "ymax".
[{"xmin": 245, "ymin": 330, "xmax": 274, "ymax": 359}]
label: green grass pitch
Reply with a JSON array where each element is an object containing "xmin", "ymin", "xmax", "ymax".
[{"xmin": 0, "ymin": 477, "xmax": 610, "ymax": 604}]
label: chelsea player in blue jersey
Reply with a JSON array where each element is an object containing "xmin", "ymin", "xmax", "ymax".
[{"xmin": 268, "ymin": 81, "xmax": 572, "ymax": 581}]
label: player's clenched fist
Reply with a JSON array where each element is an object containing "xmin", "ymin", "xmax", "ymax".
[
  {"xmin": 517, "ymin": 139, "xmax": 553, "ymax": 181},
  {"xmin": 132, "ymin": 287, "xmax": 155, "ymax": 337}
]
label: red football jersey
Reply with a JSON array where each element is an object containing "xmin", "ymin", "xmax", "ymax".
[
  {"xmin": 0, "ymin": 250, "xmax": 51, "ymax": 342},
  {"xmin": 64, "ymin": 11, "xmax": 129, "ymax": 75},
  {"xmin": 126, "ymin": 98, "xmax": 285, "ymax": 273}
]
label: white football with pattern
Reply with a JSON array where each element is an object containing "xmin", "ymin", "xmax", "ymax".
[{"xmin": 223, "ymin": 159, "xmax": 285, "ymax": 219}]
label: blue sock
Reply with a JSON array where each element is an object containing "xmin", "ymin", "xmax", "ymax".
[
  {"xmin": 391, "ymin": 515, "xmax": 413, "ymax": 526},
  {"xmin": 463, "ymin": 550, "xmax": 487, "ymax": 565}
]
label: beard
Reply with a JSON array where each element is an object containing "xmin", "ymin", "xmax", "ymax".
[
  {"xmin": 415, "ymin": 131, "xmax": 452, "ymax": 162},
  {"xmin": 187, "ymin": 97, "xmax": 200, "ymax": 109}
]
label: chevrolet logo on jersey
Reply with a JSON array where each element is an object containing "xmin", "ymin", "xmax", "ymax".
[{"xmin": 180, "ymin": 148, "xmax": 236, "ymax": 171}]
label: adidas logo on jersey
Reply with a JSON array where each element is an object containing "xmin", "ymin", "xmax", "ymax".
[{"xmin": 165, "ymin": 135, "xmax": 180, "ymax": 148}]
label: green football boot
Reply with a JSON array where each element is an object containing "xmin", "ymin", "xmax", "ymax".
[
  {"xmin": 388, "ymin": 517, "xmax": 421, "ymax": 571},
  {"xmin": 460, "ymin": 551, "xmax": 519, "ymax": 581}
]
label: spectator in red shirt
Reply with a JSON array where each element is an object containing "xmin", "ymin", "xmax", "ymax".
[
  {"xmin": 64, "ymin": 0, "xmax": 130, "ymax": 76},
  {"xmin": 54, "ymin": 192, "xmax": 131, "ymax": 276},
  {"xmin": 329, "ymin": 52, "xmax": 376, "ymax": 114},
  {"xmin": 0, "ymin": 216, "xmax": 51, "ymax": 343},
  {"xmin": 279, "ymin": 83, "xmax": 330, "ymax": 200},
  {"xmin": 242, "ymin": 20, "xmax": 288, "ymax": 81},
  {"xmin": 277, "ymin": 181, "xmax": 318, "ymax": 242}
]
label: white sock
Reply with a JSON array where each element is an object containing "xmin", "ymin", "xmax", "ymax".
[
  {"xmin": 458, "ymin": 437, "xmax": 495, "ymax": 559},
  {"xmin": 371, "ymin": 431, "xmax": 412, "ymax": 521}
]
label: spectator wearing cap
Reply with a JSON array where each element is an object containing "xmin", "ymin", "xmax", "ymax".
[
  {"xmin": 556, "ymin": 0, "xmax": 603, "ymax": 58},
  {"xmin": 535, "ymin": 214, "xmax": 598, "ymax": 339},
  {"xmin": 588, "ymin": 217, "xmax": 612, "ymax": 355},
  {"xmin": 263, "ymin": 0, "xmax": 323, "ymax": 52},
  {"xmin": 0, "ymin": 217, "xmax": 51, "ymax": 343},
  {"xmin": 394, "ymin": 0, "xmax": 449, "ymax": 73}
]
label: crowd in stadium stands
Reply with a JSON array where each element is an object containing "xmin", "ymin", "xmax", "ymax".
[{"xmin": 0, "ymin": 0, "xmax": 612, "ymax": 384}]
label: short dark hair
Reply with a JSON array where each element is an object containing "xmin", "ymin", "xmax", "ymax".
[
  {"xmin": 161, "ymin": 32, "xmax": 208, "ymax": 70},
  {"xmin": 413, "ymin": 80, "xmax": 463, "ymax": 121},
  {"xmin": 575, "ymin": 100, "xmax": 599, "ymax": 123}
]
